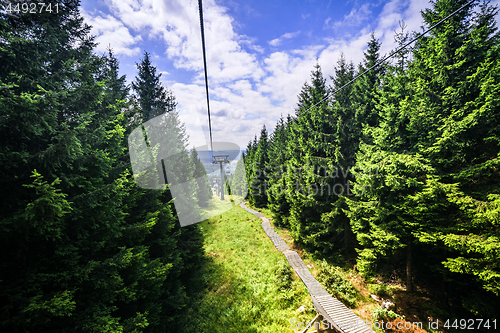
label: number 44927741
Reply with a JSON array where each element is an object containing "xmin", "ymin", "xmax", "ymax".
[
  {"xmin": 5, "ymin": 2, "xmax": 59, "ymax": 14},
  {"xmin": 444, "ymin": 319, "xmax": 497, "ymax": 330}
]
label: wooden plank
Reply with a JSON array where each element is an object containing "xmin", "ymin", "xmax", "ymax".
[
  {"xmin": 240, "ymin": 202, "xmax": 375, "ymax": 333},
  {"xmin": 300, "ymin": 314, "xmax": 321, "ymax": 333},
  {"xmin": 343, "ymin": 324, "xmax": 374, "ymax": 333}
]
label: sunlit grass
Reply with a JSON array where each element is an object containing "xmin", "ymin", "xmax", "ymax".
[
  {"xmin": 199, "ymin": 195, "xmax": 235, "ymax": 221},
  {"xmin": 182, "ymin": 205, "xmax": 315, "ymax": 333}
]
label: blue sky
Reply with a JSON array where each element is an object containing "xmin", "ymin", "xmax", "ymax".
[{"xmin": 80, "ymin": 0, "xmax": 500, "ymax": 151}]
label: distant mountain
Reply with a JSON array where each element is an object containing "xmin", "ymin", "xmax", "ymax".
[
  {"xmin": 193, "ymin": 142, "xmax": 243, "ymax": 174},
  {"xmin": 197, "ymin": 149, "xmax": 242, "ymax": 174}
]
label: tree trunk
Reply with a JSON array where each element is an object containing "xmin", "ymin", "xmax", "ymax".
[{"xmin": 406, "ymin": 241, "xmax": 413, "ymax": 293}]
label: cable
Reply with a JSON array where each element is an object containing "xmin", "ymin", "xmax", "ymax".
[
  {"xmin": 198, "ymin": 0, "xmax": 214, "ymax": 157},
  {"xmin": 300, "ymin": 0, "xmax": 476, "ymax": 117}
]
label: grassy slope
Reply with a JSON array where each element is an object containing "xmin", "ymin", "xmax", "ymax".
[
  {"xmin": 249, "ymin": 206, "xmax": 445, "ymax": 333},
  {"xmin": 183, "ymin": 204, "xmax": 316, "ymax": 333}
]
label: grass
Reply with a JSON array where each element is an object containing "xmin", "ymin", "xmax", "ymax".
[
  {"xmin": 182, "ymin": 205, "xmax": 315, "ymax": 333},
  {"xmin": 199, "ymin": 195, "xmax": 238, "ymax": 220},
  {"xmin": 248, "ymin": 205, "xmax": 453, "ymax": 333}
]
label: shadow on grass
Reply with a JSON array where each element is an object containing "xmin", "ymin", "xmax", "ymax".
[
  {"xmin": 178, "ymin": 256, "xmax": 262, "ymax": 333},
  {"xmin": 176, "ymin": 206, "xmax": 316, "ymax": 333}
]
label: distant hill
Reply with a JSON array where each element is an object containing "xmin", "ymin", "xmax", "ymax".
[{"xmin": 196, "ymin": 149, "xmax": 243, "ymax": 174}]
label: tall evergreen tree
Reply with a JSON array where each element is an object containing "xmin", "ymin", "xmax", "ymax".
[
  {"xmin": 347, "ymin": 0, "xmax": 500, "ymax": 310},
  {"xmin": 284, "ymin": 62, "xmax": 346, "ymax": 253},
  {"xmin": 249, "ymin": 125, "xmax": 269, "ymax": 208},
  {"xmin": 0, "ymin": 2, "xmax": 203, "ymax": 331},
  {"xmin": 132, "ymin": 51, "xmax": 176, "ymax": 121},
  {"xmin": 352, "ymin": 33, "xmax": 384, "ymax": 129},
  {"xmin": 232, "ymin": 153, "xmax": 248, "ymax": 198},
  {"xmin": 244, "ymin": 134, "xmax": 258, "ymax": 200},
  {"xmin": 295, "ymin": 62, "xmax": 329, "ymax": 115},
  {"xmin": 267, "ymin": 115, "xmax": 291, "ymax": 227},
  {"xmin": 102, "ymin": 46, "xmax": 129, "ymax": 105},
  {"xmin": 190, "ymin": 147, "xmax": 212, "ymax": 207}
]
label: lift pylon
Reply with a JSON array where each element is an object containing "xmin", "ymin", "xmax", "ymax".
[{"xmin": 212, "ymin": 155, "xmax": 230, "ymax": 200}]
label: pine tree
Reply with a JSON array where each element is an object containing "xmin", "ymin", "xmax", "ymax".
[
  {"xmin": 0, "ymin": 2, "xmax": 204, "ymax": 331},
  {"xmin": 295, "ymin": 62, "xmax": 329, "ymax": 115},
  {"xmin": 352, "ymin": 33, "xmax": 384, "ymax": 129},
  {"xmin": 102, "ymin": 46, "xmax": 129, "ymax": 106},
  {"xmin": 244, "ymin": 135, "xmax": 258, "ymax": 200},
  {"xmin": 249, "ymin": 125, "xmax": 269, "ymax": 207},
  {"xmin": 347, "ymin": 0, "xmax": 500, "ymax": 308},
  {"xmin": 284, "ymin": 63, "xmax": 343, "ymax": 253},
  {"xmin": 267, "ymin": 115, "xmax": 291, "ymax": 227},
  {"xmin": 414, "ymin": 0, "xmax": 500, "ymax": 311},
  {"xmin": 190, "ymin": 147, "xmax": 212, "ymax": 207},
  {"xmin": 132, "ymin": 51, "xmax": 176, "ymax": 121},
  {"xmin": 232, "ymin": 153, "xmax": 248, "ymax": 199}
]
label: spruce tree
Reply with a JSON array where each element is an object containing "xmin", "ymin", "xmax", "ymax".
[
  {"xmin": 190, "ymin": 147, "xmax": 212, "ymax": 207},
  {"xmin": 244, "ymin": 135, "xmax": 258, "ymax": 200},
  {"xmin": 102, "ymin": 46, "xmax": 129, "ymax": 106},
  {"xmin": 132, "ymin": 51, "xmax": 176, "ymax": 121},
  {"xmin": 267, "ymin": 115, "xmax": 291, "ymax": 227},
  {"xmin": 284, "ymin": 62, "xmax": 344, "ymax": 253},
  {"xmin": 352, "ymin": 33, "xmax": 384, "ymax": 129},
  {"xmin": 347, "ymin": 0, "xmax": 500, "ymax": 308},
  {"xmin": 0, "ymin": 2, "xmax": 204, "ymax": 331},
  {"xmin": 249, "ymin": 125, "xmax": 269, "ymax": 208},
  {"xmin": 232, "ymin": 153, "xmax": 248, "ymax": 199}
]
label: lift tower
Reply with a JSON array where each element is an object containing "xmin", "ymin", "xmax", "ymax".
[{"xmin": 212, "ymin": 155, "xmax": 230, "ymax": 200}]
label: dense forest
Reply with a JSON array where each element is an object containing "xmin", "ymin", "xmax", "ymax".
[
  {"xmin": 236, "ymin": 0, "xmax": 500, "ymax": 319},
  {"xmin": 0, "ymin": 1, "xmax": 207, "ymax": 331},
  {"xmin": 1, "ymin": 0, "xmax": 500, "ymax": 331}
]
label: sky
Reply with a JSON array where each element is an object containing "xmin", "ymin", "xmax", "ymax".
[{"xmin": 80, "ymin": 0, "xmax": 500, "ymax": 153}]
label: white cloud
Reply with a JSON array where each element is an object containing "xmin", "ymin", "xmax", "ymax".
[
  {"xmin": 325, "ymin": 3, "xmax": 372, "ymax": 30},
  {"xmin": 269, "ymin": 31, "xmax": 301, "ymax": 47},
  {"xmin": 170, "ymin": 81, "xmax": 276, "ymax": 149},
  {"xmin": 82, "ymin": 9, "xmax": 142, "ymax": 56},
  {"xmin": 103, "ymin": 0, "xmax": 264, "ymax": 84},
  {"xmin": 239, "ymin": 35, "xmax": 265, "ymax": 53},
  {"xmin": 80, "ymin": 0, "xmax": 447, "ymax": 148}
]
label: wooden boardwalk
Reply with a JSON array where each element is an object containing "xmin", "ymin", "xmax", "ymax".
[{"xmin": 241, "ymin": 202, "xmax": 375, "ymax": 333}]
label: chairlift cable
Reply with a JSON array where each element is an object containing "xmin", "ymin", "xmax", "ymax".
[{"xmin": 198, "ymin": 0, "xmax": 215, "ymax": 158}]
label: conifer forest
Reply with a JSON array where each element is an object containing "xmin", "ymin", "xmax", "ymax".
[{"xmin": 1, "ymin": 0, "xmax": 499, "ymax": 332}]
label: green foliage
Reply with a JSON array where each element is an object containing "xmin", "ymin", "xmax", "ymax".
[
  {"xmin": 316, "ymin": 261, "xmax": 359, "ymax": 308},
  {"xmin": 266, "ymin": 115, "xmax": 291, "ymax": 227},
  {"xmin": 275, "ymin": 261, "xmax": 293, "ymax": 290},
  {"xmin": 368, "ymin": 284, "xmax": 398, "ymax": 298},
  {"xmin": 274, "ymin": 261, "xmax": 299, "ymax": 308},
  {"xmin": 373, "ymin": 306, "xmax": 401, "ymax": 321},
  {"xmin": 23, "ymin": 170, "xmax": 72, "ymax": 241},
  {"xmin": 342, "ymin": 0, "xmax": 500, "ymax": 314},
  {"xmin": 231, "ymin": 154, "xmax": 248, "ymax": 198},
  {"xmin": 284, "ymin": 62, "xmax": 351, "ymax": 254},
  {"xmin": 132, "ymin": 51, "xmax": 176, "ymax": 121},
  {"xmin": 0, "ymin": 3, "xmax": 203, "ymax": 332},
  {"xmin": 248, "ymin": 125, "xmax": 269, "ymax": 208},
  {"xmin": 190, "ymin": 147, "xmax": 212, "ymax": 207},
  {"xmin": 246, "ymin": 0, "xmax": 500, "ymax": 318}
]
